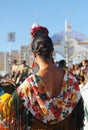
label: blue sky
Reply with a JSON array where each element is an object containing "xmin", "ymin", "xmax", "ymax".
[{"xmin": 0, "ymin": 0, "xmax": 88, "ymax": 53}]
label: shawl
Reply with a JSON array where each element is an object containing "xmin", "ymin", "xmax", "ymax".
[{"xmin": 17, "ymin": 70, "xmax": 81, "ymax": 124}]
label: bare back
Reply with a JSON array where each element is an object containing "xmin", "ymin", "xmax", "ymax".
[{"xmin": 37, "ymin": 65, "xmax": 65, "ymax": 98}]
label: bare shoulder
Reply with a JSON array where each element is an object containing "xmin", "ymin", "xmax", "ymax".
[
  {"xmin": 50, "ymin": 66, "xmax": 65, "ymax": 84},
  {"xmin": 55, "ymin": 66, "xmax": 65, "ymax": 76}
]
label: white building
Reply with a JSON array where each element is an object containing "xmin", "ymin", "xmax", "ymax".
[{"xmin": 51, "ymin": 30, "xmax": 88, "ymax": 66}]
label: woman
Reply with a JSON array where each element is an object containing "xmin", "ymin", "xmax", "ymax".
[{"xmin": 16, "ymin": 30, "xmax": 84, "ymax": 130}]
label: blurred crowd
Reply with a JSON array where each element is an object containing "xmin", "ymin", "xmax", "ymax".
[
  {"xmin": 0, "ymin": 58, "xmax": 88, "ymax": 87},
  {"xmin": 56, "ymin": 58, "xmax": 88, "ymax": 85},
  {"xmin": 10, "ymin": 59, "xmax": 33, "ymax": 86}
]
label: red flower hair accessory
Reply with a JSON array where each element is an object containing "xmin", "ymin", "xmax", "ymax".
[{"xmin": 31, "ymin": 26, "xmax": 49, "ymax": 37}]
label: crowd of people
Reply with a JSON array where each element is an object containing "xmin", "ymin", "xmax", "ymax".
[
  {"xmin": 0, "ymin": 24, "xmax": 87, "ymax": 130},
  {"xmin": 10, "ymin": 60, "xmax": 32, "ymax": 86},
  {"xmin": 69, "ymin": 59, "xmax": 88, "ymax": 85},
  {"xmin": 56, "ymin": 59, "xmax": 88, "ymax": 86}
]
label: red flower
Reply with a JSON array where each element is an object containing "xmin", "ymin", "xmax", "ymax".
[
  {"xmin": 66, "ymin": 102, "xmax": 72, "ymax": 107},
  {"xmin": 63, "ymin": 92, "xmax": 69, "ymax": 99},
  {"xmin": 31, "ymin": 26, "xmax": 49, "ymax": 37},
  {"xmin": 69, "ymin": 71, "xmax": 74, "ymax": 76},
  {"xmin": 18, "ymin": 92, "xmax": 24, "ymax": 98},
  {"xmin": 71, "ymin": 103, "xmax": 75, "ymax": 108},
  {"xmin": 74, "ymin": 82, "xmax": 80, "ymax": 91},
  {"xmin": 32, "ymin": 104, "xmax": 39, "ymax": 112},
  {"xmin": 32, "ymin": 86, "xmax": 38, "ymax": 95},
  {"xmin": 27, "ymin": 101, "xmax": 31, "ymax": 108},
  {"xmin": 54, "ymin": 112, "xmax": 60, "ymax": 118},
  {"xmin": 36, "ymin": 112, "xmax": 42, "ymax": 119},
  {"xmin": 50, "ymin": 105, "xmax": 56, "ymax": 114},
  {"xmin": 54, "ymin": 108, "xmax": 62, "ymax": 118},
  {"xmin": 68, "ymin": 79, "xmax": 73, "ymax": 86},
  {"xmin": 26, "ymin": 87, "xmax": 30, "ymax": 93},
  {"xmin": 26, "ymin": 77, "xmax": 31, "ymax": 82}
]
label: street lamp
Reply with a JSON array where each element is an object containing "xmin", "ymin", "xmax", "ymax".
[{"xmin": 7, "ymin": 32, "xmax": 15, "ymax": 71}]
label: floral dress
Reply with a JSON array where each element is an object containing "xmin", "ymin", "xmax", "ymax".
[{"xmin": 17, "ymin": 70, "xmax": 81, "ymax": 124}]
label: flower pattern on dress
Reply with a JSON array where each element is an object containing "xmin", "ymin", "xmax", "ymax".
[{"xmin": 17, "ymin": 70, "xmax": 81, "ymax": 124}]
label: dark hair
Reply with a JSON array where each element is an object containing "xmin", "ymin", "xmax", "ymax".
[
  {"xmin": 12, "ymin": 60, "xmax": 17, "ymax": 63},
  {"xmin": 21, "ymin": 60, "xmax": 26, "ymax": 64},
  {"xmin": 31, "ymin": 35, "xmax": 54, "ymax": 59},
  {"xmin": 59, "ymin": 60, "xmax": 66, "ymax": 68}
]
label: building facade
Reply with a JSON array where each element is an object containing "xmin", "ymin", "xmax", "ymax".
[{"xmin": 52, "ymin": 31, "xmax": 88, "ymax": 66}]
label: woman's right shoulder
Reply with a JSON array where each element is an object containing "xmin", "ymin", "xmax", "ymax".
[{"xmin": 56, "ymin": 66, "xmax": 65, "ymax": 76}]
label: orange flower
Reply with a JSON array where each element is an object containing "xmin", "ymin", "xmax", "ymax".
[
  {"xmin": 38, "ymin": 82, "xmax": 47, "ymax": 93},
  {"xmin": 71, "ymin": 92, "xmax": 77, "ymax": 102},
  {"xmin": 55, "ymin": 99, "xmax": 63, "ymax": 107},
  {"xmin": 62, "ymin": 81, "xmax": 67, "ymax": 89},
  {"xmin": 37, "ymin": 98, "xmax": 45, "ymax": 106},
  {"xmin": 40, "ymin": 107, "xmax": 49, "ymax": 116}
]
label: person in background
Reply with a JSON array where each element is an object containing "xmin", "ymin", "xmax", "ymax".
[
  {"xmin": 10, "ymin": 59, "xmax": 19, "ymax": 82},
  {"xmin": 81, "ymin": 59, "xmax": 88, "ymax": 83},
  {"xmin": 58, "ymin": 59, "xmax": 66, "ymax": 69},
  {"xmin": 81, "ymin": 59, "xmax": 87, "ymax": 72},
  {"xmin": 16, "ymin": 60, "xmax": 29, "ymax": 86},
  {"xmin": 74, "ymin": 64, "xmax": 82, "ymax": 84},
  {"xmin": 69, "ymin": 64, "xmax": 75, "ymax": 74}
]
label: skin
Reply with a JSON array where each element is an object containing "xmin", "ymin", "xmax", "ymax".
[{"xmin": 33, "ymin": 52, "xmax": 65, "ymax": 98}]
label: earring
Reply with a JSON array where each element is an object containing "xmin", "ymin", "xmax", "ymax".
[{"xmin": 31, "ymin": 59, "xmax": 35, "ymax": 69}]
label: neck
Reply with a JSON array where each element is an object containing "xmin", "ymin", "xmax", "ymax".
[{"xmin": 37, "ymin": 58, "xmax": 53, "ymax": 70}]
